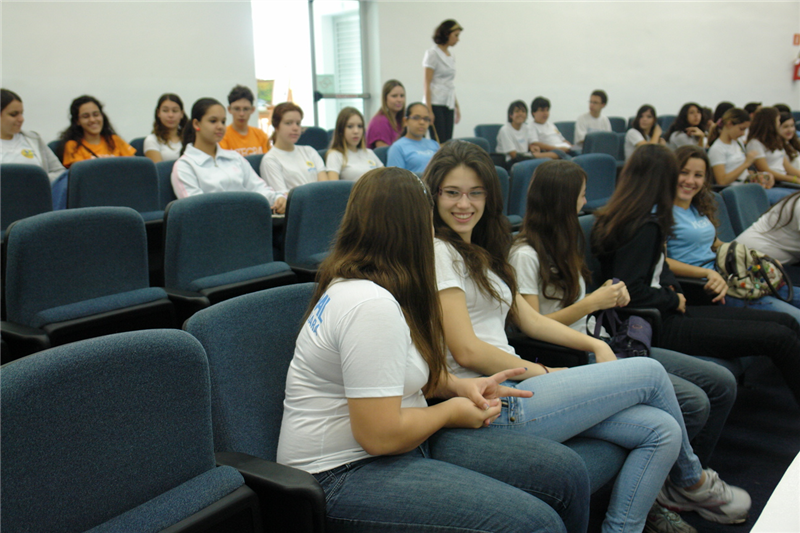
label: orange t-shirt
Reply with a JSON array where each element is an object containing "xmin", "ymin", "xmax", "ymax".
[
  {"xmin": 219, "ymin": 125, "xmax": 270, "ymax": 156},
  {"xmin": 62, "ymin": 135, "xmax": 137, "ymax": 168}
]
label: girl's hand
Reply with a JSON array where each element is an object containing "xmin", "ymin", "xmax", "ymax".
[
  {"xmin": 588, "ymin": 280, "xmax": 627, "ymax": 311},
  {"xmin": 444, "ymin": 397, "xmax": 502, "ymax": 428},
  {"xmin": 455, "ymin": 368, "xmax": 533, "ymax": 410},
  {"xmin": 676, "ymin": 293, "xmax": 687, "ymax": 313},
  {"xmin": 455, "ymin": 107, "xmax": 461, "ymax": 125},
  {"xmin": 617, "ymin": 284, "xmax": 631, "ymax": 307},
  {"xmin": 745, "ymin": 151, "xmax": 759, "ymax": 165},
  {"xmin": 272, "ymin": 196, "xmax": 287, "ymax": 214},
  {"xmin": 703, "ymin": 269, "xmax": 728, "ymax": 303},
  {"xmin": 686, "ymin": 127, "xmax": 703, "ymax": 138}
]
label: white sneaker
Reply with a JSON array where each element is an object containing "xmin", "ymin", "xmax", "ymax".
[{"xmin": 656, "ymin": 468, "xmax": 751, "ymax": 524}]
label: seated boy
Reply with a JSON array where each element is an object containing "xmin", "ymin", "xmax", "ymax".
[
  {"xmin": 220, "ymin": 85, "xmax": 270, "ymax": 156},
  {"xmin": 574, "ymin": 90, "xmax": 612, "ymax": 149},
  {"xmin": 496, "ymin": 100, "xmax": 558, "ymax": 168},
  {"xmin": 528, "ymin": 96, "xmax": 577, "ymax": 158}
]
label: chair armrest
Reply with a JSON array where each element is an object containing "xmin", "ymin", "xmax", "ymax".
[
  {"xmin": 489, "ymin": 153, "xmax": 506, "ymax": 167},
  {"xmin": 287, "ymin": 265, "xmax": 319, "ymax": 284},
  {"xmin": 164, "ymin": 288, "xmax": 211, "ymax": 325},
  {"xmin": 616, "ymin": 307, "xmax": 662, "ymax": 346},
  {"xmin": 507, "ymin": 330, "xmax": 589, "ymax": 367},
  {"xmin": 1, "ymin": 321, "xmax": 51, "ymax": 363},
  {"xmin": 216, "ymin": 451, "xmax": 325, "ymax": 533},
  {"xmin": 676, "ymin": 277, "xmax": 715, "ymax": 306}
]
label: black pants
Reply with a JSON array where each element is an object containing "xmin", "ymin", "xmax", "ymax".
[
  {"xmin": 430, "ymin": 105, "xmax": 454, "ymax": 143},
  {"xmin": 658, "ymin": 305, "xmax": 800, "ymax": 405}
]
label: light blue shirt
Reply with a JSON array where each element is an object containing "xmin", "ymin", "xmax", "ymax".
[
  {"xmin": 667, "ymin": 205, "xmax": 716, "ymax": 269},
  {"xmin": 387, "ymin": 137, "xmax": 439, "ymax": 175}
]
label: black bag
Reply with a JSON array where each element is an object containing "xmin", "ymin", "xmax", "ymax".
[{"xmin": 592, "ymin": 309, "xmax": 652, "ymax": 359}]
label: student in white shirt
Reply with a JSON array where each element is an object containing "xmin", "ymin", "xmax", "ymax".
[
  {"xmin": 144, "ymin": 93, "xmax": 186, "ymax": 163},
  {"xmin": 738, "ymin": 191, "xmax": 800, "ymax": 266},
  {"xmin": 780, "ymin": 112, "xmax": 800, "ymax": 170},
  {"xmin": 326, "ymin": 107, "xmax": 383, "ymax": 181},
  {"xmin": 707, "ymin": 108, "xmax": 772, "ymax": 191},
  {"xmin": 574, "ymin": 90, "xmax": 612, "ymax": 148},
  {"xmin": 423, "ymin": 19, "xmax": 462, "ymax": 143},
  {"xmin": 665, "ymin": 103, "xmax": 707, "ymax": 151},
  {"xmin": 495, "ymin": 100, "xmax": 557, "ymax": 167},
  {"xmin": 528, "ymin": 96, "xmax": 576, "ymax": 159},
  {"xmin": 171, "ymin": 97, "xmax": 285, "ymax": 212},
  {"xmin": 746, "ymin": 107, "xmax": 800, "ymax": 188},
  {"xmin": 624, "ymin": 105, "xmax": 666, "ymax": 160},
  {"xmin": 260, "ymin": 102, "xmax": 329, "ymax": 195},
  {"xmin": 0, "ymin": 88, "xmax": 66, "ymax": 183}
]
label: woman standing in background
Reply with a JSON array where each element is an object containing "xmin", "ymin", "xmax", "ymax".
[{"xmin": 423, "ymin": 19, "xmax": 462, "ymax": 143}]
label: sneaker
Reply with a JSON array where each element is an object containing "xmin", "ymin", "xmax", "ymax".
[
  {"xmin": 644, "ymin": 502, "xmax": 697, "ymax": 533},
  {"xmin": 657, "ymin": 468, "xmax": 751, "ymax": 524}
]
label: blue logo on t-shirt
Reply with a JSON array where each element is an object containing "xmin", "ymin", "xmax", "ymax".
[{"xmin": 307, "ymin": 294, "xmax": 331, "ymax": 334}]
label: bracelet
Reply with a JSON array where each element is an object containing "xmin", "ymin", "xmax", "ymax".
[{"xmin": 534, "ymin": 358, "xmax": 549, "ymax": 374}]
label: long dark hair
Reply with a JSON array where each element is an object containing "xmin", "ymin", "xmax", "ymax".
[
  {"xmin": 666, "ymin": 102, "xmax": 705, "ymax": 142},
  {"xmin": 309, "ymin": 167, "xmax": 446, "ymax": 393},
  {"xmin": 592, "ymin": 144, "xmax": 678, "ymax": 256},
  {"xmin": 1, "ymin": 88, "xmax": 21, "ymax": 111},
  {"xmin": 674, "ymin": 145, "xmax": 718, "ymax": 228},
  {"xmin": 746, "ymin": 107, "xmax": 782, "ymax": 151},
  {"xmin": 181, "ymin": 97, "xmax": 223, "ymax": 155},
  {"xmin": 632, "ymin": 104, "xmax": 657, "ymax": 138},
  {"xmin": 59, "ymin": 95, "xmax": 117, "ymax": 150},
  {"xmin": 376, "ymin": 79, "xmax": 404, "ymax": 133},
  {"xmin": 781, "ymin": 112, "xmax": 800, "ymax": 161},
  {"xmin": 516, "ymin": 160, "xmax": 590, "ymax": 307},
  {"xmin": 765, "ymin": 191, "xmax": 800, "ymax": 233},
  {"xmin": 152, "ymin": 93, "xmax": 187, "ymax": 144},
  {"xmin": 425, "ymin": 140, "xmax": 516, "ymax": 307},
  {"xmin": 329, "ymin": 107, "xmax": 366, "ymax": 167}
]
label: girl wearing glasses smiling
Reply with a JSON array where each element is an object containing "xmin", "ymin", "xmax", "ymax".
[
  {"xmin": 387, "ymin": 102, "xmax": 439, "ymax": 175},
  {"xmin": 426, "ymin": 140, "xmax": 749, "ymax": 532}
]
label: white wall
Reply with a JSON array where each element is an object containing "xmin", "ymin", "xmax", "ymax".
[
  {"xmin": 367, "ymin": 1, "xmax": 800, "ymax": 138},
  {"xmin": 2, "ymin": 1, "xmax": 257, "ymax": 143}
]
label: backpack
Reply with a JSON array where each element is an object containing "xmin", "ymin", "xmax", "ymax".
[{"xmin": 716, "ymin": 241, "xmax": 793, "ymax": 302}]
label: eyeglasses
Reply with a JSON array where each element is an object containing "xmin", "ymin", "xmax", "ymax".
[
  {"xmin": 408, "ymin": 115, "xmax": 432, "ymax": 123},
  {"xmin": 438, "ymin": 187, "xmax": 487, "ymax": 202}
]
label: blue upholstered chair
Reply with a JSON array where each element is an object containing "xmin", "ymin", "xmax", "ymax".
[
  {"xmin": 608, "ymin": 116, "xmax": 626, "ymax": 134},
  {"xmin": 298, "ymin": 126, "xmax": 329, "ymax": 151},
  {"xmin": 0, "ymin": 329, "xmax": 262, "ymax": 533},
  {"xmin": 163, "ymin": 192, "xmax": 296, "ymax": 323},
  {"xmin": 582, "ymin": 131, "xmax": 622, "ymax": 164},
  {"xmin": 721, "ymin": 184, "xmax": 770, "ymax": 235},
  {"xmin": 184, "ymin": 283, "xmax": 325, "ymax": 532},
  {"xmin": 245, "ymin": 153, "xmax": 265, "ymax": 177},
  {"xmin": 474, "ymin": 124, "xmax": 502, "ymax": 153},
  {"xmin": 47, "ymin": 139, "xmax": 64, "ymax": 161},
  {"xmin": 373, "ymin": 145, "xmax": 389, "ymax": 165},
  {"xmin": 1, "ymin": 207, "xmax": 174, "ymax": 361},
  {"xmin": 155, "ymin": 159, "xmax": 177, "ymax": 210},
  {"xmin": 0, "ymin": 164, "xmax": 52, "ymax": 235},
  {"xmin": 130, "ymin": 136, "xmax": 146, "ymax": 156},
  {"xmin": 284, "ymin": 180, "xmax": 354, "ymax": 280},
  {"xmin": 494, "ymin": 165, "xmax": 519, "ymax": 230},
  {"xmin": 574, "ymin": 154, "xmax": 617, "ymax": 211},
  {"xmin": 712, "ymin": 191, "xmax": 737, "ymax": 242},
  {"xmin": 455, "ymin": 136, "xmax": 490, "ymax": 153},
  {"xmin": 508, "ymin": 159, "xmax": 549, "ymax": 220},
  {"xmin": 554, "ymin": 121, "xmax": 576, "ymax": 145},
  {"xmin": 658, "ymin": 114, "xmax": 677, "ymax": 133}
]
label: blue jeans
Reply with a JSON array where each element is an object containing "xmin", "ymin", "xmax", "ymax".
[
  {"xmin": 650, "ymin": 348, "xmax": 737, "ymax": 466},
  {"xmin": 489, "ymin": 357, "xmax": 703, "ymax": 533},
  {"xmin": 724, "ymin": 284, "xmax": 800, "ymax": 328},
  {"xmin": 314, "ymin": 430, "xmax": 591, "ymax": 532},
  {"xmin": 766, "ymin": 186, "xmax": 795, "ymax": 204}
]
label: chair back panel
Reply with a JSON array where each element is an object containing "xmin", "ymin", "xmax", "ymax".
[
  {"xmin": 1, "ymin": 330, "xmax": 215, "ymax": 533},
  {"xmin": 573, "ymin": 153, "xmax": 617, "ymax": 205},
  {"xmin": 554, "ymin": 121, "xmax": 576, "ymax": 144},
  {"xmin": 1, "ymin": 164, "xmax": 52, "ymax": 232},
  {"xmin": 608, "ymin": 117, "xmax": 626, "ymax": 134},
  {"xmin": 155, "ymin": 160, "xmax": 178, "ymax": 210},
  {"xmin": 298, "ymin": 127, "xmax": 329, "ymax": 151},
  {"xmin": 495, "ymin": 165, "xmax": 510, "ymax": 216},
  {"xmin": 473, "ymin": 124, "xmax": 503, "ymax": 153},
  {"xmin": 455, "ymin": 136, "xmax": 490, "ymax": 153},
  {"xmin": 185, "ymin": 283, "xmax": 316, "ymax": 461},
  {"xmin": 130, "ymin": 137, "xmax": 146, "ymax": 156},
  {"xmin": 164, "ymin": 192, "xmax": 274, "ymax": 290},
  {"xmin": 720, "ymin": 184, "xmax": 770, "ymax": 235},
  {"xmin": 67, "ymin": 157, "xmax": 160, "ymax": 213},
  {"xmin": 372, "ymin": 146, "xmax": 389, "ymax": 165},
  {"xmin": 244, "ymin": 154, "xmax": 265, "ymax": 177},
  {"xmin": 509, "ymin": 159, "xmax": 548, "ymax": 218},
  {"xmin": 4, "ymin": 207, "xmax": 150, "ymax": 326},
  {"xmin": 711, "ymin": 191, "xmax": 737, "ymax": 242},
  {"xmin": 582, "ymin": 131, "xmax": 620, "ymax": 159}
]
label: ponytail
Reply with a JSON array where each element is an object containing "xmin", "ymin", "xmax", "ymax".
[
  {"xmin": 181, "ymin": 97, "xmax": 222, "ymax": 156},
  {"xmin": 708, "ymin": 108, "xmax": 749, "ymax": 146}
]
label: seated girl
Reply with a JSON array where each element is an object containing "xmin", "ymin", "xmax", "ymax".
[
  {"xmin": 495, "ymin": 100, "xmax": 557, "ymax": 168},
  {"xmin": 779, "ymin": 111, "xmax": 800, "ymax": 170},
  {"xmin": 386, "ymin": 102, "xmax": 440, "ymax": 175},
  {"xmin": 325, "ymin": 107, "xmax": 383, "ymax": 181},
  {"xmin": 426, "ymin": 140, "xmax": 749, "ymax": 531},
  {"xmin": 666, "ymin": 145, "xmax": 800, "ymax": 324},
  {"xmin": 592, "ymin": 144, "xmax": 800, "ymax": 407},
  {"xmin": 144, "ymin": 93, "xmax": 186, "ymax": 163},
  {"xmin": 1, "ymin": 89, "xmax": 66, "ymax": 183},
  {"xmin": 745, "ymin": 107, "xmax": 800, "ymax": 203},
  {"xmin": 365, "ymin": 79, "xmax": 405, "ymax": 149},
  {"xmin": 171, "ymin": 97, "xmax": 285, "ymax": 213},
  {"xmin": 260, "ymin": 102, "xmax": 329, "ymax": 195},
  {"xmin": 707, "ymin": 107, "xmax": 768, "ymax": 189},
  {"xmin": 666, "ymin": 102, "xmax": 707, "ymax": 150},
  {"xmin": 624, "ymin": 104, "xmax": 665, "ymax": 160},
  {"xmin": 59, "ymin": 95, "xmax": 136, "ymax": 168},
  {"xmin": 278, "ymin": 166, "xmax": 593, "ymax": 533},
  {"xmin": 738, "ymin": 191, "xmax": 800, "ymax": 267}
]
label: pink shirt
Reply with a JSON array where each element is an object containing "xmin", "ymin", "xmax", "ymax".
[{"xmin": 366, "ymin": 113, "xmax": 402, "ymax": 149}]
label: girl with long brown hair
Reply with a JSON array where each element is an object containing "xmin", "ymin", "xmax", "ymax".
[
  {"xmin": 427, "ymin": 140, "xmax": 748, "ymax": 531},
  {"xmin": 144, "ymin": 93, "xmax": 186, "ymax": 163},
  {"xmin": 277, "ymin": 166, "xmax": 593, "ymax": 532},
  {"xmin": 325, "ymin": 107, "xmax": 383, "ymax": 181},
  {"xmin": 365, "ymin": 79, "xmax": 405, "ymax": 149},
  {"xmin": 745, "ymin": 107, "xmax": 800, "ymax": 203}
]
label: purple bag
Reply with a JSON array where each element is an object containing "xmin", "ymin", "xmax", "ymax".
[{"xmin": 592, "ymin": 309, "xmax": 652, "ymax": 359}]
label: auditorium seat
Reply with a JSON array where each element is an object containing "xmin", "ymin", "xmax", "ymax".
[
  {"xmin": 1, "ymin": 164, "xmax": 52, "ymax": 239},
  {"xmin": 508, "ymin": 159, "xmax": 548, "ymax": 221},
  {"xmin": 554, "ymin": 121, "xmax": 576, "ymax": 145},
  {"xmin": 298, "ymin": 126, "xmax": 329, "ymax": 150},
  {"xmin": 474, "ymin": 124, "xmax": 503, "ymax": 153}
]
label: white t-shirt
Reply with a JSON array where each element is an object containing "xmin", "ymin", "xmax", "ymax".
[
  {"xmin": 422, "ymin": 46, "xmax": 456, "ymax": 109},
  {"xmin": 434, "ymin": 238, "xmax": 516, "ymax": 379},
  {"xmin": 668, "ymin": 131, "xmax": 702, "ymax": 151},
  {"xmin": 143, "ymin": 133, "xmax": 181, "ymax": 162},
  {"xmin": 737, "ymin": 199, "xmax": 800, "ymax": 266},
  {"xmin": 277, "ymin": 279, "xmax": 429, "ymax": 474},
  {"xmin": 509, "ymin": 243, "xmax": 599, "ymax": 335},
  {"xmin": 496, "ymin": 123, "xmax": 532, "ymax": 161},
  {"xmin": 746, "ymin": 138, "xmax": 787, "ymax": 175},
  {"xmin": 260, "ymin": 145, "xmax": 326, "ymax": 195},
  {"xmin": 0, "ymin": 133, "xmax": 37, "ymax": 165},
  {"xmin": 529, "ymin": 121, "xmax": 570, "ymax": 149},
  {"xmin": 574, "ymin": 113, "xmax": 611, "ymax": 147},
  {"xmin": 624, "ymin": 129, "xmax": 649, "ymax": 160},
  {"xmin": 325, "ymin": 147, "xmax": 383, "ymax": 181},
  {"xmin": 708, "ymin": 139, "xmax": 748, "ymax": 184}
]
